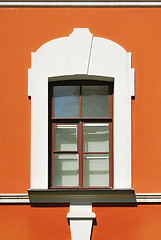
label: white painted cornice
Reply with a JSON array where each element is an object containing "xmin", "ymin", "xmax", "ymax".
[
  {"xmin": 1, "ymin": 192, "xmax": 161, "ymax": 204},
  {"xmin": 0, "ymin": 1, "xmax": 161, "ymax": 7}
]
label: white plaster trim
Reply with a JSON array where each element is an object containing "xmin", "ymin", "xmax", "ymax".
[
  {"xmin": 1, "ymin": 193, "xmax": 161, "ymax": 203},
  {"xmin": 70, "ymin": 204, "xmax": 92, "ymax": 212},
  {"xmin": 0, "ymin": 194, "xmax": 29, "ymax": 203},
  {"xmin": 136, "ymin": 193, "xmax": 161, "ymax": 203},
  {"xmin": 1, "ymin": 2, "xmax": 161, "ymax": 7},
  {"xmin": 69, "ymin": 28, "xmax": 93, "ymax": 74},
  {"xmin": 29, "ymin": 28, "xmax": 134, "ymax": 190},
  {"xmin": 67, "ymin": 212, "xmax": 96, "ymax": 218}
]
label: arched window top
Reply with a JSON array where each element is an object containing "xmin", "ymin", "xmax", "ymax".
[
  {"xmin": 28, "ymin": 28, "xmax": 134, "ymax": 190},
  {"xmin": 29, "ymin": 28, "xmax": 134, "ymax": 96},
  {"xmin": 36, "ymin": 28, "xmax": 126, "ymax": 56}
]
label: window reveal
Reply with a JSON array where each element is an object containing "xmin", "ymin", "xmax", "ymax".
[{"xmin": 49, "ymin": 81, "xmax": 113, "ymax": 188}]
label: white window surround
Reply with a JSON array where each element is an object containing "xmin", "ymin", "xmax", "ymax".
[{"xmin": 28, "ymin": 28, "xmax": 135, "ymax": 190}]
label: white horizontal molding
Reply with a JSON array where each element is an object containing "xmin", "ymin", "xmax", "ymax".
[
  {"xmin": 136, "ymin": 193, "xmax": 161, "ymax": 203},
  {"xmin": 0, "ymin": 1, "xmax": 161, "ymax": 7},
  {"xmin": 1, "ymin": 193, "xmax": 161, "ymax": 203},
  {"xmin": 0, "ymin": 194, "xmax": 29, "ymax": 203}
]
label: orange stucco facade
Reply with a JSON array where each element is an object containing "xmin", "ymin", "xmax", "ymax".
[
  {"xmin": 0, "ymin": 7, "xmax": 161, "ymax": 239},
  {"xmin": 0, "ymin": 204, "xmax": 161, "ymax": 240}
]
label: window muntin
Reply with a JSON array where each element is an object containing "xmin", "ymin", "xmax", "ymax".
[{"xmin": 49, "ymin": 81, "xmax": 113, "ymax": 188}]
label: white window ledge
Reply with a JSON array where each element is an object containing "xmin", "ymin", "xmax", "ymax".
[{"xmin": 28, "ymin": 189, "xmax": 136, "ymax": 203}]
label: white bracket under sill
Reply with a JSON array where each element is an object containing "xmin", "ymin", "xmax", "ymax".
[
  {"xmin": 67, "ymin": 213, "xmax": 95, "ymax": 240},
  {"xmin": 67, "ymin": 204, "xmax": 96, "ymax": 240},
  {"xmin": 67, "ymin": 212, "xmax": 96, "ymax": 219}
]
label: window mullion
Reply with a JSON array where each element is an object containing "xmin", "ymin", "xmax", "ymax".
[
  {"xmin": 79, "ymin": 121, "xmax": 83, "ymax": 187},
  {"xmin": 108, "ymin": 87, "xmax": 113, "ymax": 119},
  {"xmin": 80, "ymin": 85, "xmax": 82, "ymax": 118},
  {"xmin": 52, "ymin": 124, "xmax": 55, "ymax": 151},
  {"xmin": 109, "ymin": 88, "xmax": 113, "ymax": 187},
  {"xmin": 109, "ymin": 121, "xmax": 113, "ymax": 188}
]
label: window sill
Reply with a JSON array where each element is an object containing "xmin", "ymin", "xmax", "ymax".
[{"xmin": 28, "ymin": 189, "xmax": 136, "ymax": 203}]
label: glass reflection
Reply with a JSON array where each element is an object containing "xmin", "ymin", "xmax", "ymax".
[
  {"xmin": 83, "ymin": 123, "xmax": 109, "ymax": 152},
  {"xmin": 82, "ymin": 86, "xmax": 109, "ymax": 117},
  {"xmin": 83, "ymin": 154, "xmax": 109, "ymax": 187},
  {"xmin": 53, "ymin": 154, "xmax": 79, "ymax": 187},
  {"xmin": 55, "ymin": 125, "xmax": 77, "ymax": 151},
  {"xmin": 53, "ymin": 86, "xmax": 80, "ymax": 118}
]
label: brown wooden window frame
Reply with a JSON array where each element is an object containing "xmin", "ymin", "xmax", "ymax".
[{"xmin": 48, "ymin": 80, "xmax": 113, "ymax": 189}]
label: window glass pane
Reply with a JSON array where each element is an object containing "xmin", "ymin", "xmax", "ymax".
[
  {"xmin": 83, "ymin": 154, "xmax": 109, "ymax": 187},
  {"xmin": 83, "ymin": 123, "xmax": 109, "ymax": 152},
  {"xmin": 53, "ymin": 154, "xmax": 78, "ymax": 187},
  {"xmin": 53, "ymin": 86, "xmax": 80, "ymax": 118},
  {"xmin": 82, "ymin": 86, "xmax": 109, "ymax": 117},
  {"xmin": 55, "ymin": 125, "xmax": 77, "ymax": 151}
]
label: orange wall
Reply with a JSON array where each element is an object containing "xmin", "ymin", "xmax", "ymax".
[
  {"xmin": 0, "ymin": 204, "xmax": 70, "ymax": 240},
  {"xmin": 93, "ymin": 204, "xmax": 161, "ymax": 240},
  {"xmin": 0, "ymin": 8, "xmax": 161, "ymax": 193},
  {"xmin": 0, "ymin": 204, "xmax": 161, "ymax": 240}
]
